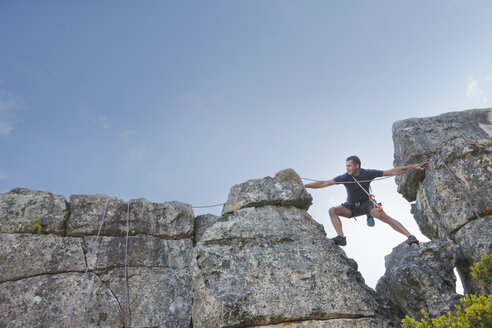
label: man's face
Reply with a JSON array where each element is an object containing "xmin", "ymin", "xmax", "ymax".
[{"xmin": 346, "ymin": 160, "xmax": 359, "ymax": 175}]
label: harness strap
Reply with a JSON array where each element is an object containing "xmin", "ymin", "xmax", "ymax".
[{"xmin": 351, "ymin": 175, "xmax": 383, "ymax": 211}]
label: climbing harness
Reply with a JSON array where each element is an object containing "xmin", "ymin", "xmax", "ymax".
[{"xmin": 351, "ymin": 175, "xmax": 383, "ymax": 212}]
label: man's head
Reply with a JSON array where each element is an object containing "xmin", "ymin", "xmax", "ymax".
[{"xmin": 346, "ymin": 155, "xmax": 361, "ymax": 176}]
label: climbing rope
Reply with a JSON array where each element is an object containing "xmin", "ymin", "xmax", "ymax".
[
  {"xmin": 64, "ymin": 198, "xmax": 131, "ymax": 328},
  {"xmin": 192, "ymin": 203, "xmax": 225, "ymax": 209},
  {"xmin": 435, "ymin": 147, "xmax": 482, "ymax": 220},
  {"xmin": 124, "ymin": 201, "xmax": 130, "ymax": 328},
  {"xmin": 350, "ymin": 175, "xmax": 383, "ymax": 212},
  {"xmin": 64, "ymin": 197, "xmax": 112, "ymax": 328}
]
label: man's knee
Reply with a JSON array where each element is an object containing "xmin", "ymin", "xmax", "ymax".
[
  {"xmin": 331, "ymin": 206, "xmax": 351, "ymax": 217},
  {"xmin": 329, "ymin": 207, "xmax": 337, "ymax": 216}
]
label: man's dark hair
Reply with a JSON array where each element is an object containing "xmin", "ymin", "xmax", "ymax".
[{"xmin": 346, "ymin": 155, "xmax": 361, "ymax": 167}]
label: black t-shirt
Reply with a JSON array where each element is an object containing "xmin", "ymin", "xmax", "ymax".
[{"xmin": 333, "ymin": 168, "xmax": 384, "ymax": 204}]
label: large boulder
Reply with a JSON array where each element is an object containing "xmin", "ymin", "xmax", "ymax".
[
  {"xmin": 455, "ymin": 218, "xmax": 492, "ymax": 295},
  {"xmin": 192, "ymin": 169, "xmax": 401, "ymax": 328},
  {"xmin": 0, "ymin": 272, "xmax": 123, "ymax": 328},
  {"xmin": 222, "ymin": 168, "xmax": 312, "ymax": 215},
  {"xmin": 67, "ymin": 195, "xmax": 194, "ymax": 239},
  {"xmin": 0, "ymin": 190, "xmax": 194, "ymax": 328},
  {"xmin": 393, "ymin": 109, "xmax": 492, "ymax": 296},
  {"xmin": 410, "ymin": 138, "xmax": 492, "ymax": 239},
  {"xmin": 0, "ymin": 233, "xmax": 85, "ymax": 283},
  {"xmin": 192, "ymin": 206, "xmax": 397, "ymax": 327},
  {"xmin": 87, "ymin": 236, "xmax": 193, "ymax": 328},
  {"xmin": 376, "ymin": 240, "xmax": 462, "ymax": 320},
  {"xmin": 392, "ymin": 108, "xmax": 491, "ymax": 201},
  {"xmin": 0, "ymin": 188, "xmax": 68, "ymax": 235}
]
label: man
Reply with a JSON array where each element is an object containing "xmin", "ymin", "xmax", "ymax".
[{"xmin": 305, "ymin": 155, "xmax": 426, "ymax": 247}]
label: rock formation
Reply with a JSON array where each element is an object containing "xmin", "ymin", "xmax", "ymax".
[
  {"xmin": 1, "ymin": 109, "xmax": 490, "ymax": 327},
  {"xmin": 376, "ymin": 241, "xmax": 461, "ymax": 319},
  {"xmin": 0, "ymin": 190, "xmax": 194, "ymax": 327},
  {"xmin": 192, "ymin": 169, "xmax": 400, "ymax": 327},
  {"xmin": 392, "ymin": 108, "xmax": 492, "ymax": 295}
]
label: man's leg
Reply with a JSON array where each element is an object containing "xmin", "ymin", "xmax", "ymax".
[
  {"xmin": 369, "ymin": 208, "xmax": 411, "ymax": 237},
  {"xmin": 328, "ymin": 205, "xmax": 352, "ymax": 237}
]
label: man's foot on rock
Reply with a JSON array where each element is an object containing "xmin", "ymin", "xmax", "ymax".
[
  {"xmin": 331, "ymin": 235, "xmax": 347, "ymax": 246},
  {"xmin": 406, "ymin": 235, "xmax": 419, "ymax": 245}
]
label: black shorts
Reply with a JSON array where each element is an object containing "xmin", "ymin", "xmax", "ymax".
[{"xmin": 342, "ymin": 200, "xmax": 375, "ymax": 218}]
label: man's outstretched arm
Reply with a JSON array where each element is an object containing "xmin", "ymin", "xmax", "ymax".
[
  {"xmin": 305, "ymin": 179, "xmax": 336, "ymax": 189},
  {"xmin": 383, "ymin": 161, "xmax": 428, "ymax": 177}
]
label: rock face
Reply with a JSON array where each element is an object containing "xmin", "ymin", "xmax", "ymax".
[
  {"xmin": 194, "ymin": 214, "xmax": 220, "ymax": 243},
  {"xmin": 0, "ymin": 188, "xmax": 68, "ymax": 235},
  {"xmin": 2, "ymin": 112, "xmax": 490, "ymax": 328},
  {"xmin": 67, "ymin": 195, "xmax": 194, "ymax": 239},
  {"xmin": 192, "ymin": 169, "xmax": 400, "ymax": 328},
  {"xmin": 222, "ymin": 168, "xmax": 312, "ymax": 215},
  {"xmin": 0, "ymin": 189, "xmax": 194, "ymax": 328},
  {"xmin": 392, "ymin": 108, "xmax": 492, "ymax": 295},
  {"xmin": 376, "ymin": 240, "xmax": 461, "ymax": 319},
  {"xmin": 392, "ymin": 108, "xmax": 492, "ymax": 202}
]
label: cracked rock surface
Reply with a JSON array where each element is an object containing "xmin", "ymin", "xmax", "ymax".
[
  {"xmin": 0, "ymin": 190, "xmax": 193, "ymax": 328},
  {"xmin": 393, "ymin": 109, "xmax": 492, "ymax": 295},
  {"xmin": 192, "ymin": 169, "xmax": 400, "ymax": 328},
  {"xmin": 376, "ymin": 240, "xmax": 461, "ymax": 320},
  {"xmin": 3, "ymin": 125, "xmax": 488, "ymax": 328}
]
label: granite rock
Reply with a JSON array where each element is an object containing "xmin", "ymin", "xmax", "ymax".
[
  {"xmin": 192, "ymin": 205, "xmax": 399, "ymax": 327},
  {"xmin": 376, "ymin": 240, "xmax": 461, "ymax": 320},
  {"xmin": 0, "ymin": 188, "xmax": 68, "ymax": 235},
  {"xmin": 0, "ymin": 272, "xmax": 123, "ymax": 328},
  {"xmin": 67, "ymin": 195, "xmax": 194, "ymax": 239},
  {"xmin": 194, "ymin": 214, "xmax": 220, "ymax": 243},
  {"xmin": 222, "ymin": 168, "xmax": 312, "ymax": 215},
  {"xmin": 0, "ymin": 233, "xmax": 85, "ymax": 283},
  {"xmin": 392, "ymin": 108, "xmax": 492, "ymax": 201},
  {"xmin": 411, "ymin": 138, "xmax": 492, "ymax": 239}
]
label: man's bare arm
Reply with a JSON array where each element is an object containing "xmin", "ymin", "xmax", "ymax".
[
  {"xmin": 383, "ymin": 161, "xmax": 428, "ymax": 177},
  {"xmin": 305, "ymin": 179, "xmax": 336, "ymax": 189}
]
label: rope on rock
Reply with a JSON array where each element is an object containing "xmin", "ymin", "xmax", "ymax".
[
  {"xmin": 64, "ymin": 197, "xmax": 112, "ymax": 328},
  {"xmin": 435, "ymin": 147, "xmax": 482, "ymax": 220},
  {"xmin": 192, "ymin": 203, "xmax": 225, "ymax": 209},
  {"xmin": 64, "ymin": 198, "xmax": 131, "ymax": 328},
  {"xmin": 124, "ymin": 201, "xmax": 130, "ymax": 328}
]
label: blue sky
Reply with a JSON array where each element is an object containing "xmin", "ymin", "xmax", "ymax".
[{"xmin": 1, "ymin": 1, "xmax": 491, "ymax": 289}]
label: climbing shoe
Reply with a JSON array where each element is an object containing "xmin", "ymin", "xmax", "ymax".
[
  {"xmin": 366, "ymin": 215, "xmax": 375, "ymax": 227},
  {"xmin": 331, "ymin": 235, "xmax": 347, "ymax": 246},
  {"xmin": 406, "ymin": 235, "xmax": 419, "ymax": 245}
]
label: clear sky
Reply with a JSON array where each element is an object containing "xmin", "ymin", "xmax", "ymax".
[{"xmin": 1, "ymin": 1, "xmax": 491, "ymax": 289}]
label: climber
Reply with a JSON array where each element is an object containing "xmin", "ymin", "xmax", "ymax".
[{"xmin": 304, "ymin": 155, "xmax": 427, "ymax": 247}]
